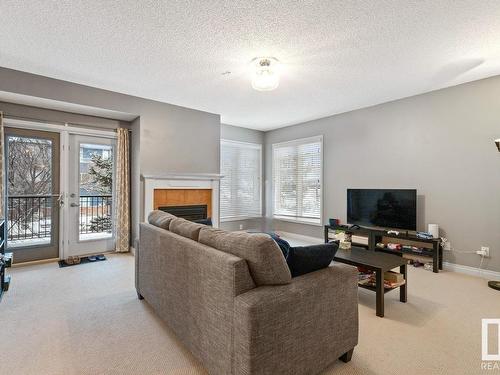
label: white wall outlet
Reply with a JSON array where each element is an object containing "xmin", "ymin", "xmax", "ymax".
[
  {"xmin": 477, "ymin": 246, "xmax": 490, "ymax": 257},
  {"xmin": 239, "ymin": 224, "xmax": 244, "ymax": 230},
  {"xmin": 444, "ymin": 241, "xmax": 451, "ymax": 251}
]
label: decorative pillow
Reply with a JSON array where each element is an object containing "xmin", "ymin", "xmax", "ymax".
[
  {"xmin": 287, "ymin": 242, "xmax": 339, "ymax": 277},
  {"xmin": 199, "ymin": 227, "xmax": 291, "ymax": 286},
  {"xmin": 193, "ymin": 217, "xmax": 213, "ymax": 226},
  {"xmin": 148, "ymin": 210, "xmax": 176, "ymax": 230},
  {"xmin": 169, "ymin": 218, "xmax": 206, "ymax": 241},
  {"xmin": 268, "ymin": 233, "xmax": 291, "ymax": 259}
]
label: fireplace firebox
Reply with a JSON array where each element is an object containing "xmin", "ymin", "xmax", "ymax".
[{"xmin": 159, "ymin": 205, "xmax": 208, "ymax": 222}]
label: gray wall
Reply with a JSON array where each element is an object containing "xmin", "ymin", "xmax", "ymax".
[
  {"xmin": 0, "ymin": 67, "xmax": 221, "ymax": 248},
  {"xmin": 219, "ymin": 124, "xmax": 267, "ymax": 232},
  {"xmin": 265, "ymin": 76, "xmax": 500, "ymax": 272}
]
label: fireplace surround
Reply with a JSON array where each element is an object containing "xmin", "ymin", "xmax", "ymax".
[{"xmin": 142, "ymin": 173, "xmax": 223, "ymax": 228}]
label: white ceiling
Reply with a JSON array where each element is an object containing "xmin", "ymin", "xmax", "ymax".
[{"xmin": 1, "ymin": 1, "xmax": 500, "ymax": 131}]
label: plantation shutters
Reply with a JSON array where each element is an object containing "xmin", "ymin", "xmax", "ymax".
[
  {"xmin": 220, "ymin": 140, "xmax": 262, "ymax": 220},
  {"xmin": 272, "ymin": 136, "xmax": 322, "ymax": 224}
]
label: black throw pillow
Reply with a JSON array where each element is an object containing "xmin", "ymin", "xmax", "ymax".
[
  {"xmin": 193, "ymin": 217, "xmax": 212, "ymax": 226},
  {"xmin": 287, "ymin": 242, "xmax": 339, "ymax": 277},
  {"xmin": 268, "ymin": 233, "xmax": 291, "ymax": 259}
]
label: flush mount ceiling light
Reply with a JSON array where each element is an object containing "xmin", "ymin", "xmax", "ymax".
[{"xmin": 251, "ymin": 57, "xmax": 279, "ymax": 91}]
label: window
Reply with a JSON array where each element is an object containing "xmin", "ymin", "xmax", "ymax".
[
  {"xmin": 272, "ymin": 136, "xmax": 322, "ymax": 225},
  {"xmin": 220, "ymin": 140, "xmax": 262, "ymax": 221}
]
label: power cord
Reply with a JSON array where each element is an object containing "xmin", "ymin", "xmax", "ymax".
[
  {"xmin": 441, "ymin": 237, "xmax": 488, "ymax": 279},
  {"xmin": 440, "ymin": 237, "xmax": 477, "ymax": 254},
  {"xmin": 479, "ymin": 256, "xmax": 485, "ymax": 279}
]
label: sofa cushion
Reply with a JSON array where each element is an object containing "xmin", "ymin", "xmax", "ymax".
[
  {"xmin": 169, "ymin": 217, "xmax": 205, "ymax": 241},
  {"xmin": 199, "ymin": 228, "xmax": 291, "ymax": 286},
  {"xmin": 286, "ymin": 242, "xmax": 339, "ymax": 277},
  {"xmin": 148, "ymin": 210, "xmax": 176, "ymax": 230}
]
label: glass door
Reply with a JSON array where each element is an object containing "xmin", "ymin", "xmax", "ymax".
[
  {"xmin": 5, "ymin": 127, "xmax": 60, "ymax": 262},
  {"xmin": 65, "ymin": 134, "xmax": 115, "ymax": 257}
]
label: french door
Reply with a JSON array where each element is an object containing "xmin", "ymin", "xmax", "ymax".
[
  {"xmin": 4, "ymin": 121, "xmax": 117, "ymax": 262},
  {"xmin": 63, "ymin": 134, "xmax": 116, "ymax": 258},
  {"xmin": 5, "ymin": 128, "xmax": 60, "ymax": 263}
]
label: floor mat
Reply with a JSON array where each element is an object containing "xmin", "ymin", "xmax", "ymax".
[{"xmin": 58, "ymin": 255, "xmax": 107, "ymax": 268}]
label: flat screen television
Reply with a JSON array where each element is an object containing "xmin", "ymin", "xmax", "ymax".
[{"xmin": 347, "ymin": 189, "xmax": 417, "ymax": 230}]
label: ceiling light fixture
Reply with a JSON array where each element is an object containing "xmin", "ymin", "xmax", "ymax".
[{"xmin": 251, "ymin": 57, "xmax": 279, "ymax": 91}]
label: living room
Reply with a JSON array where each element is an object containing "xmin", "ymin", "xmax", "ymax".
[{"xmin": 0, "ymin": 1, "xmax": 499, "ymax": 375}]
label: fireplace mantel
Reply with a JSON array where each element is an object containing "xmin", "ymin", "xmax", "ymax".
[
  {"xmin": 142, "ymin": 173, "xmax": 224, "ymax": 181},
  {"xmin": 142, "ymin": 173, "xmax": 223, "ymax": 227}
]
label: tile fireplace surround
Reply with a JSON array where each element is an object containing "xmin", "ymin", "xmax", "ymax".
[{"xmin": 142, "ymin": 173, "xmax": 223, "ymax": 227}]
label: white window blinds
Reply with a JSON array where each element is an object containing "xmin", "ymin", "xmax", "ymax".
[
  {"xmin": 272, "ymin": 136, "xmax": 322, "ymax": 224},
  {"xmin": 220, "ymin": 140, "xmax": 262, "ymax": 220}
]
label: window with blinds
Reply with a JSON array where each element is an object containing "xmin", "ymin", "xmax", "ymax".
[
  {"xmin": 220, "ymin": 140, "xmax": 262, "ymax": 221},
  {"xmin": 272, "ymin": 136, "xmax": 322, "ymax": 224}
]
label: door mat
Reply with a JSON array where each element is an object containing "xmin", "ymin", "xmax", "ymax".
[{"xmin": 58, "ymin": 255, "xmax": 107, "ymax": 268}]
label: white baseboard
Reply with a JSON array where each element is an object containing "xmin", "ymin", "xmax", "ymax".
[
  {"xmin": 277, "ymin": 231, "xmax": 500, "ymax": 280},
  {"xmin": 443, "ymin": 261, "xmax": 500, "ymax": 280}
]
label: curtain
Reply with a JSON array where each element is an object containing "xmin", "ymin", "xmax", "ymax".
[
  {"xmin": 115, "ymin": 128, "xmax": 130, "ymax": 252},
  {"xmin": 0, "ymin": 111, "xmax": 4, "ymax": 219}
]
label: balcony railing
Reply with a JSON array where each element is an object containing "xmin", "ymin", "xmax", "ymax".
[
  {"xmin": 7, "ymin": 195, "xmax": 112, "ymax": 244},
  {"xmin": 7, "ymin": 195, "xmax": 52, "ymax": 242}
]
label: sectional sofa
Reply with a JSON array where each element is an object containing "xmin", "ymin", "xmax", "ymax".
[{"xmin": 136, "ymin": 210, "xmax": 359, "ymax": 375}]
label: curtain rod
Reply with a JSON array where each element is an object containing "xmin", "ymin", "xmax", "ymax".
[{"xmin": 0, "ymin": 111, "xmax": 132, "ymax": 132}]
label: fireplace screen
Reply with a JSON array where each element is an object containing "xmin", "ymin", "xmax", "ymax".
[{"xmin": 158, "ymin": 205, "xmax": 208, "ymax": 222}]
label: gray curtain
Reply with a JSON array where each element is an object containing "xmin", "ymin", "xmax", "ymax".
[{"xmin": 115, "ymin": 128, "xmax": 130, "ymax": 252}]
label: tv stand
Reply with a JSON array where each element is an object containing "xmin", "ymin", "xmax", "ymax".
[{"xmin": 324, "ymin": 224, "xmax": 443, "ymax": 273}]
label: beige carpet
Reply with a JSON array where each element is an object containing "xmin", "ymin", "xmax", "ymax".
[{"xmin": 1, "ymin": 253, "xmax": 499, "ymax": 375}]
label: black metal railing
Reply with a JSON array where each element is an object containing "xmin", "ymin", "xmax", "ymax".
[
  {"xmin": 79, "ymin": 195, "xmax": 113, "ymax": 234},
  {"xmin": 7, "ymin": 195, "xmax": 113, "ymax": 242},
  {"xmin": 7, "ymin": 195, "xmax": 52, "ymax": 241}
]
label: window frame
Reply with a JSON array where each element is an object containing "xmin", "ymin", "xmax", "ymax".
[
  {"xmin": 220, "ymin": 139, "xmax": 263, "ymax": 222},
  {"xmin": 271, "ymin": 135, "xmax": 323, "ymax": 226}
]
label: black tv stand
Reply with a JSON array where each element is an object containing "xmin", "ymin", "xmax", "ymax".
[{"xmin": 324, "ymin": 224, "xmax": 443, "ymax": 273}]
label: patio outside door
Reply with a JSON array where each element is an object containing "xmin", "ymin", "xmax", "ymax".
[
  {"xmin": 64, "ymin": 134, "xmax": 115, "ymax": 257},
  {"xmin": 5, "ymin": 128, "xmax": 60, "ymax": 263}
]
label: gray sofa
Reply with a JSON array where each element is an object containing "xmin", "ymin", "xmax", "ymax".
[{"xmin": 136, "ymin": 211, "xmax": 359, "ymax": 375}]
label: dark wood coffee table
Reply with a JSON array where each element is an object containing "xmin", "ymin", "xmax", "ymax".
[{"xmin": 334, "ymin": 246, "xmax": 407, "ymax": 317}]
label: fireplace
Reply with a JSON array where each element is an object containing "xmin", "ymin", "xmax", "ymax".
[
  {"xmin": 159, "ymin": 204, "xmax": 207, "ymax": 221},
  {"xmin": 143, "ymin": 173, "xmax": 223, "ymax": 228}
]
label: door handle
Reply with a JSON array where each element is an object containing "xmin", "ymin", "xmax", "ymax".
[
  {"xmin": 56, "ymin": 193, "xmax": 64, "ymax": 208},
  {"xmin": 70, "ymin": 203, "xmax": 80, "ymax": 207}
]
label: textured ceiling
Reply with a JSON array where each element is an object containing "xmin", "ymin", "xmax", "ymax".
[{"xmin": 1, "ymin": 1, "xmax": 500, "ymax": 130}]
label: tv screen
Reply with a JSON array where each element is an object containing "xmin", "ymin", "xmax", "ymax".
[{"xmin": 347, "ymin": 189, "xmax": 417, "ymax": 230}]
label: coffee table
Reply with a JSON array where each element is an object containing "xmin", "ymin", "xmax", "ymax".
[{"xmin": 334, "ymin": 246, "xmax": 407, "ymax": 317}]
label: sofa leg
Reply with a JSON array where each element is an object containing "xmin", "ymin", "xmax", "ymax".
[
  {"xmin": 137, "ymin": 291, "xmax": 144, "ymax": 300},
  {"xmin": 339, "ymin": 348, "xmax": 354, "ymax": 363}
]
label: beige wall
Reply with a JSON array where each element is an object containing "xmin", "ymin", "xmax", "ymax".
[
  {"xmin": 2, "ymin": 66, "xmax": 498, "ymax": 273},
  {"xmin": 265, "ymin": 75, "xmax": 500, "ymax": 272}
]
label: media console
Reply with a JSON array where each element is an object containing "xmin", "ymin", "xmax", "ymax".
[{"xmin": 324, "ymin": 224, "xmax": 443, "ymax": 273}]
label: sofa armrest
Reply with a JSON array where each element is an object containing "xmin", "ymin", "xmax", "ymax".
[{"xmin": 233, "ymin": 263, "xmax": 358, "ymax": 375}]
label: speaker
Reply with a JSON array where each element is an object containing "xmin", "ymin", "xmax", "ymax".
[{"xmin": 428, "ymin": 224, "xmax": 439, "ymax": 238}]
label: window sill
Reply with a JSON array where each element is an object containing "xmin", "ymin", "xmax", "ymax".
[
  {"xmin": 273, "ymin": 216, "xmax": 322, "ymax": 226},
  {"xmin": 220, "ymin": 215, "xmax": 263, "ymax": 223}
]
